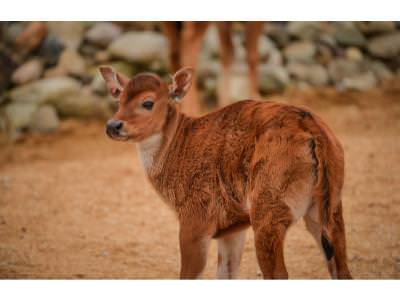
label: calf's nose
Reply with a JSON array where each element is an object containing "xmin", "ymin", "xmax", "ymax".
[{"xmin": 106, "ymin": 119, "xmax": 123, "ymax": 135}]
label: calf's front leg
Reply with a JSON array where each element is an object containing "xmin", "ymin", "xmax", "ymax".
[{"xmin": 179, "ymin": 226, "xmax": 211, "ymax": 279}]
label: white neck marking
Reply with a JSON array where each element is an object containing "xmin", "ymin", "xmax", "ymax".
[{"xmin": 136, "ymin": 133, "xmax": 163, "ymax": 173}]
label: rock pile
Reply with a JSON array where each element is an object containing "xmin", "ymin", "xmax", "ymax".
[
  {"xmin": 0, "ymin": 21, "xmax": 399, "ymax": 137},
  {"xmin": 199, "ymin": 21, "xmax": 399, "ymax": 100},
  {"xmin": 0, "ymin": 21, "xmax": 168, "ymax": 137}
]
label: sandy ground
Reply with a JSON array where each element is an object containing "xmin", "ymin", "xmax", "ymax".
[{"xmin": 0, "ymin": 82, "xmax": 399, "ymax": 279}]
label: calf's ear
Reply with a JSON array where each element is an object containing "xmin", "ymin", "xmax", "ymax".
[
  {"xmin": 99, "ymin": 66, "xmax": 130, "ymax": 98},
  {"xmin": 169, "ymin": 67, "xmax": 194, "ymax": 101}
]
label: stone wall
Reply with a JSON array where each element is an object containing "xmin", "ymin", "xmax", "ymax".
[{"xmin": 0, "ymin": 21, "xmax": 399, "ymax": 137}]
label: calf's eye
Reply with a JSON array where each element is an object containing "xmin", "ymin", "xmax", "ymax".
[{"xmin": 142, "ymin": 99, "xmax": 154, "ymax": 110}]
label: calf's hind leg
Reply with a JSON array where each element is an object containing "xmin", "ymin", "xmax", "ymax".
[
  {"xmin": 250, "ymin": 191, "xmax": 293, "ymax": 279},
  {"xmin": 217, "ymin": 230, "xmax": 247, "ymax": 279},
  {"xmin": 304, "ymin": 202, "xmax": 352, "ymax": 279}
]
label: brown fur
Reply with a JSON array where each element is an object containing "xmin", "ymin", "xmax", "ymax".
[{"xmin": 100, "ymin": 66, "xmax": 352, "ymax": 279}]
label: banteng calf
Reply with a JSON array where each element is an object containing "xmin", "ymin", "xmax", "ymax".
[{"xmin": 100, "ymin": 66, "xmax": 352, "ymax": 279}]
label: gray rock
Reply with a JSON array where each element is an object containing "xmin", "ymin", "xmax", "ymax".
[
  {"xmin": 4, "ymin": 103, "xmax": 37, "ymax": 129},
  {"xmin": 11, "ymin": 58, "xmax": 43, "ymax": 85},
  {"xmin": 341, "ymin": 72, "xmax": 377, "ymax": 91},
  {"xmin": 287, "ymin": 62, "xmax": 329, "ymax": 86},
  {"xmin": 259, "ymin": 36, "xmax": 282, "ymax": 66},
  {"xmin": 264, "ymin": 22, "xmax": 291, "ymax": 48},
  {"xmin": 9, "ymin": 77, "xmax": 81, "ymax": 105},
  {"xmin": 356, "ymin": 21, "xmax": 396, "ymax": 35},
  {"xmin": 328, "ymin": 58, "xmax": 367, "ymax": 83},
  {"xmin": 106, "ymin": 61, "xmax": 136, "ymax": 77},
  {"xmin": 283, "ymin": 41, "xmax": 316, "ymax": 63},
  {"xmin": 94, "ymin": 50, "xmax": 110, "ymax": 63},
  {"xmin": 315, "ymin": 44, "xmax": 334, "ymax": 65},
  {"xmin": 197, "ymin": 57, "xmax": 220, "ymax": 77},
  {"xmin": 48, "ymin": 22, "xmax": 87, "ymax": 50},
  {"xmin": 345, "ymin": 47, "xmax": 363, "ymax": 62},
  {"xmin": 368, "ymin": 32, "xmax": 400, "ymax": 59},
  {"xmin": 46, "ymin": 48, "xmax": 86, "ymax": 77},
  {"xmin": 287, "ymin": 22, "xmax": 323, "ymax": 40},
  {"xmin": 334, "ymin": 23, "xmax": 366, "ymax": 47},
  {"xmin": 259, "ymin": 65, "xmax": 290, "ymax": 93},
  {"xmin": 29, "ymin": 105, "xmax": 59, "ymax": 132},
  {"xmin": 229, "ymin": 74, "xmax": 250, "ymax": 101},
  {"xmin": 318, "ymin": 33, "xmax": 337, "ymax": 48},
  {"xmin": 79, "ymin": 44, "xmax": 98, "ymax": 58},
  {"xmin": 368, "ymin": 61, "xmax": 394, "ymax": 82},
  {"xmin": 38, "ymin": 34, "xmax": 64, "ymax": 66},
  {"xmin": 85, "ymin": 22, "xmax": 122, "ymax": 48},
  {"xmin": 53, "ymin": 88, "xmax": 111, "ymax": 119},
  {"xmin": 108, "ymin": 31, "xmax": 168, "ymax": 63},
  {"xmin": 90, "ymin": 73, "xmax": 108, "ymax": 95},
  {"xmin": 4, "ymin": 22, "xmax": 25, "ymax": 44}
]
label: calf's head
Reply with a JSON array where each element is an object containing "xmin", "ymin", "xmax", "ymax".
[{"xmin": 99, "ymin": 66, "xmax": 194, "ymax": 142}]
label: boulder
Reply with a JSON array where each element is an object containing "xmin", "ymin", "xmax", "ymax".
[
  {"xmin": 9, "ymin": 76, "xmax": 81, "ymax": 105},
  {"xmin": 287, "ymin": 22, "xmax": 323, "ymax": 40},
  {"xmin": 264, "ymin": 22, "xmax": 291, "ymax": 48},
  {"xmin": 29, "ymin": 105, "xmax": 60, "ymax": 132},
  {"xmin": 48, "ymin": 22, "xmax": 87, "ymax": 50},
  {"xmin": 283, "ymin": 41, "xmax": 316, "ymax": 63},
  {"xmin": 38, "ymin": 34, "xmax": 65, "ymax": 66},
  {"xmin": 356, "ymin": 21, "xmax": 396, "ymax": 35},
  {"xmin": 367, "ymin": 32, "xmax": 400, "ymax": 59},
  {"xmin": 108, "ymin": 31, "xmax": 168, "ymax": 63},
  {"xmin": 11, "ymin": 58, "xmax": 44, "ymax": 85},
  {"xmin": 328, "ymin": 58, "xmax": 367, "ymax": 83},
  {"xmin": 341, "ymin": 72, "xmax": 377, "ymax": 91},
  {"xmin": 345, "ymin": 47, "xmax": 363, "ymax": 62},
  {"xmin": 90, "ymin": 73, "xmax": 108, "ymax": 95},
  {"xmin": 94, "ymin": 50, "xmax": 111, "ymax": 63},
  {"xmin": 368, "ymin": 61, "xmax": 394, "ymax": 82},
  {"xmin": 334, "ymin": 23, "xmax": 366, "ymax": 47},
  {"xmin": 79, "ymin": 44, "xmax": 99, "ymax": 58},
  {"xmin": 318, "ymin": 33, "xmax": 337, "ymax": 48},
  {"xmin": 3, "ymin": 22, "xmax": 25, "ymax": 44},
  {"xmin": 85, "ymin": 22, "xmax": 122, "ymax": 48},
  {"xmin": 315, "ymin": 44, "xmax": 334, "ymax": 65},
  {"xmin": 259, "ymin": 36, "xmax": 282, "ymax": 66},
  {"xmin": 229, "ymin": 74, "xmax": 250, "ymax": 101},
  {"xmin": 287, "ymin": 62, "xmax": 329, "ymax": 86},
  {"xmin": 45, "ymin": 48, "xmax": 86, "ymax": 78},
  {"xmin": 197, "ymin": 57, "xmax": 220, "ymax": 77},
  {"xmin": 4, "ymin": 103, "xmax": 37, "ymax": 129},
  {"xmin": 52, "ymin": 88, "xmax": 112, "ymax": 119},
  {"xmin": 259, "ymin": 65, "xmax": 290, "ymax": 93}
]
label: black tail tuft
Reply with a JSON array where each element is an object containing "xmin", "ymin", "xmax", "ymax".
[{"xmin": 321, "ymin": 234, "xmax": 334, "ymax": 261}]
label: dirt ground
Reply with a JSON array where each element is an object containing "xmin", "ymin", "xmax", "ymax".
[{"xmin": 0, "ymin": 82, "xmax": 399, "ymax": 279}]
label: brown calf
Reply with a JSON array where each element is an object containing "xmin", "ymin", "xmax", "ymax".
[{"xmin": 100, "ymin": 66, "xmax": 352, "ymax": 279}]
